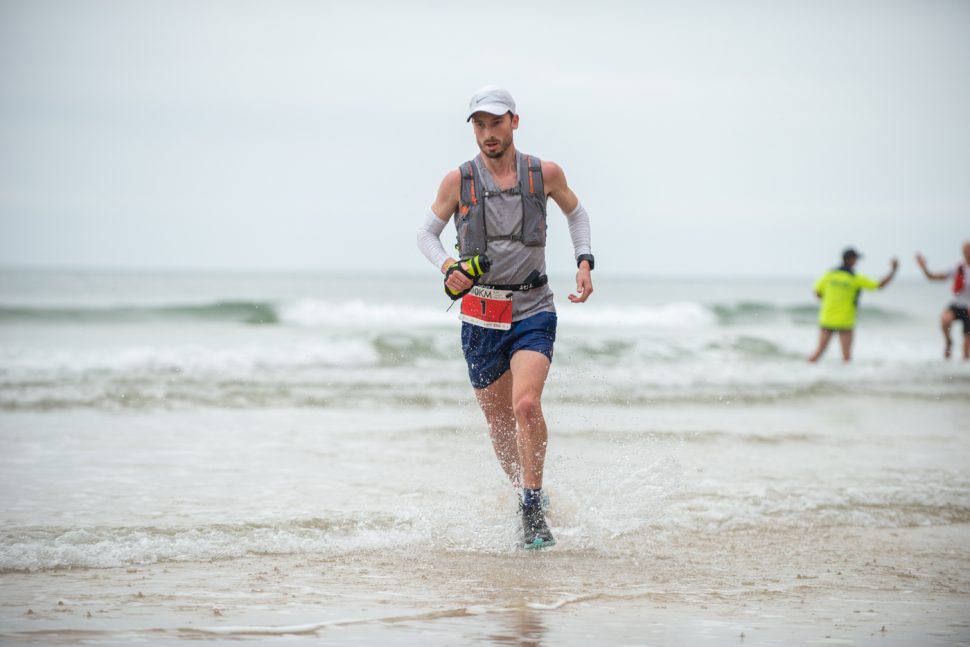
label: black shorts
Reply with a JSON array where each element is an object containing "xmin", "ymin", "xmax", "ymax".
[{"xmin": 950, "ymin": 305, "xmax": 970, "ymax": 335}]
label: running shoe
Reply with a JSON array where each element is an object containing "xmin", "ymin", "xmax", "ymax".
[{"xmin": 521, "ymin": 503, "xmax": 556, "ymax": 549}]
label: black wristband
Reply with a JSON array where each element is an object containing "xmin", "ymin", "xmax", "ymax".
[{"xmin": 577, "ymin": 254, "xmax": 595, "ymax": 271}]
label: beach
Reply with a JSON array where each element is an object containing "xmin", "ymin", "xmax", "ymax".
[{"xmin": 1, "ymin": 270, "xmax": 968, "ymax": 645}]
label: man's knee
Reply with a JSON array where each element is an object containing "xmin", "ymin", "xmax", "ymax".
[{"xmin": 513, "ymin": 392, "xmax": 543, "ymax": 424}]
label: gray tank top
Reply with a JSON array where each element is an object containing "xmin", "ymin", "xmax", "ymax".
[{"xmin": 474, "ymin": 152, "xmax": 555, "ymax": 321}]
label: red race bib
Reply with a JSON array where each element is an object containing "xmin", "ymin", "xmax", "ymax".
[{"xmin": 459, "ymin": 286, "xmax": 513, "ymax": 330}]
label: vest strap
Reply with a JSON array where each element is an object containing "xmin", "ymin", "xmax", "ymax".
[
  {"xmin": 460, "ymin": 162, "xmax": 479, "ymax": 206},
  {"xmin": 482, "ymin": 187, "xmax": 521, "ymax": 198},
  {"xmin": 486, "ymin": 234, "xmax": 523, "ymax": 243},
  {"xmin": 518, "ymin": 155, "xmax": 544, "ymax": 197}
]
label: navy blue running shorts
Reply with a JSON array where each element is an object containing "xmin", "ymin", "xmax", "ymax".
[{"xmin": 461, "ymin": 311, "xmax": 557, "ymax": 389}]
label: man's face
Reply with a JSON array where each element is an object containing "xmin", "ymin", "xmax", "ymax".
[
  {"xmin": 844, "ymin": 254, "xmax": 858, "ymax": 268},
  {"xmin": 962, "ymin": 242, "xmax": 970, "ymax": 264},
  {"xmin": 471, "ymin": 112, "xmax": 518, "ymax": 159}
]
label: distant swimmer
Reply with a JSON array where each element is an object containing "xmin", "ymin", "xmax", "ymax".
[
  {"xmin": 915, "ymin": 241, "xmax": 970, "ymax": 359},
  {"xmin": 808, "ymin": 248, "xmax": 898, "ymax": 362},
  {"xmin": 416, "ymin": 86, "xmax": 595, "ymax": 549}
]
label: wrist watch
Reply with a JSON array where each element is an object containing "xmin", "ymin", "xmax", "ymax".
[{"xmin": 577, "ymin": 254, "xmax": 595, "ymax": 271}]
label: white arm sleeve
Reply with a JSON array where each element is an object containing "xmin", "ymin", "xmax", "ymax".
[
  {"xmin": 416, "ymin": 210, "xmax": 451, "ymax": 271},
  {"xmin": 565, "ymin": 202, "xmax": 592, "ymax": 260}
]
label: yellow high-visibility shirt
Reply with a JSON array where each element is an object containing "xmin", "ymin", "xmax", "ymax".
[{"xmin": 814, "ymin": 268, "xmax": 880, "ymax": 330}]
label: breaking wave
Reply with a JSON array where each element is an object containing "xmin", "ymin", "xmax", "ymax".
[{"xmin": 0, "ymin": 298, "xmax": 913, "ymax": 328}]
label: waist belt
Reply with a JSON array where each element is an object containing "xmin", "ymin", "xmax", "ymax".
[{"xmin": 479, "ymin": 271, "xmax": 548, "ymax": 292}]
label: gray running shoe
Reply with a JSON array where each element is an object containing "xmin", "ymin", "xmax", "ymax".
[{"xmin": 521, "ymin": 503, "xmax": 556, "ymax": 549}]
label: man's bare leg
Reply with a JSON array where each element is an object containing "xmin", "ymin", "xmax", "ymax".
[
  {"xmin": 509, "ymin": 350, "xmax": 551, "ymax": 490},
  {"xmin": 838, "ymin": 330, "xmax": 854, "ymax": 362},
  {"xmin": 474, "ymin": 370, "xmax": 521, "ymax": 487},
  {"xmin": 941, "ymin": 309, "xmax": 955, "ymax": 359},
  {"xmin": 507, "ymin": 349, "xmax": 555, "ymax": 548},
  {"xmin": 475, "ymin": 349, "xmax": 555, "ymax": 547},
  {"xmin": 473, "ymin": 351, "xmax": 553, "ymax": 490},
  {"xmin": 808, "ymin": 329, "xmax": 834, "ymax": 362},
  {"xmin": 963, "ymin": 333, "xmax": 970, "ymax": 360}
]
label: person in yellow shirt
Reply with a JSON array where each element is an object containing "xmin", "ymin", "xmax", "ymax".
[{"xmin": 808, "ymin": 248, "xmax": 898, "ymax": 362}]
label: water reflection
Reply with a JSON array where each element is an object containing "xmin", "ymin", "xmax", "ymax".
[{"xmin": 485, "ymin": 604, "xmax": 546, "ymax": 647}]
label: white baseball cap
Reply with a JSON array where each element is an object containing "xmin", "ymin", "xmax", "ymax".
[{"xmin": 466, "ymin": 85, "xmax": 516, "ymax": 122}]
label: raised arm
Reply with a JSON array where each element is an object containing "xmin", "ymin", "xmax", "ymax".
[
  {"xmin": 879, "ymin": 257, "xmax": 899, "ymax": 289},
  {"xmin": 915, "ymin": 252, "xmax": 948, "ymax": 281}
]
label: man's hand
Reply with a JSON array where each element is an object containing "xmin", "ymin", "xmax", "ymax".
[
  {"xmin": 569, "ymin": 264, "xmax": 593, "ymax": 303},
  {"xmin": 444, "ymin": 259, "xmax": 475, "ymax": 296},
  {"xmin": 913, "ymin": 252, "xmax": 948, "ymax": 281},
  {"xmin": 879, "ymin": 257, "xmax": 900, "ymax": 289}
]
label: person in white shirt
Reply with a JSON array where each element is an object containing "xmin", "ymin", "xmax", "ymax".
[{"xmin": 916, "ymin": 241, "xmax": 970, "ymax": 359}]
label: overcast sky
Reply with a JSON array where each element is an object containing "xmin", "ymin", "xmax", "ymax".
[{"xmin": 1, "ymin": 0, "xmax": 967, "ymax": 277}]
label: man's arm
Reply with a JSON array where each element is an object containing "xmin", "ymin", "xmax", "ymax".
[
  {"xmin": 542, "ymin": 160, "xmax": 593, "ymax": 303},
  {"xmin": 417, "ymin": 169, "xmax": 462, "ymax": 274},
  {"xmin": 421, "ymin": 169, "xmax": 477, "ymax": 296},
  {"xmin": 878, "ymin": 257, "xmax": 899, "ymax": 289},
  {"xmin": 542, "ymin": 161, "xmax": 579, "ymax": 215},
  {"xmin": 915, "ymin": 253, "xmax": 949, "ymax": 281}
]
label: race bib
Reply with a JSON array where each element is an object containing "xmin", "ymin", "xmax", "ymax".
[{"xmin": 459, "ymin": 285, "xmax": 513, "ymax": 330}]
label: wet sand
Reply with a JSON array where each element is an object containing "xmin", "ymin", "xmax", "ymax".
[{"xmin": 3, "ymin": 523, "xmax": 968, "ymax": 645}]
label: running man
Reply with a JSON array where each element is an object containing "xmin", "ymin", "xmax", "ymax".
[
  {"xmin": 416, "ymin": 86, "xmax": 594, "ymax": 549},
  {"xmin": 808, "ymin": 248, "xmax": 898, "ymax": 362},
  {"xmin": 915, "ymin": 241, "xmax": 970, "ymax": 359}
]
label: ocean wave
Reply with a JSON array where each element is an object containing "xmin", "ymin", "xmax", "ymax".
[
  {"xmin": 2, "ymin": 325, "xmax": 966, "ymax": 411},
  {"xmin": 0, "ymin": 301, "xmax": 281, "ymax": 325},
  {"xmin": 668, "ymin": 487, "xmax": 970, "ymax": 533},
  {"xmin": 0, "ymin": 377, "xmax": 465, "ymax": 411},
  {"xmin": 0, "ymin": 297, "xmax": 916, "ymax": 329},
  {"xmin": 1, "ymin": 369, "xmax": 966, "ymax": 411},
  {"xmin": 4, "ymin": 483, "xmax": 968, "ymax": 572},
  {"xmin": 711, "ymin": 301, "xmax": 912, "ymax": 326},
  {"xmin": 550, "ymin": 380, "xmax": 970, "ymax": 407},
  {"xmin": 0, "ymin": 515, "xmax": 421, "ymax": 572},
  {"xmin": 0, "ymin": 299, "xmax": 450, "ymax": 328}
]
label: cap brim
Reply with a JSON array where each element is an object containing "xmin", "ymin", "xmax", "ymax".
[{"xmin": 466, "ymin": 103, "xmax": 513, "ymax": 121}]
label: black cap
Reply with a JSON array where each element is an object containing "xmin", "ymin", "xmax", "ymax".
[{"xmin": 842, "ymin": 247, "xmax": 862, "ymax": 262}]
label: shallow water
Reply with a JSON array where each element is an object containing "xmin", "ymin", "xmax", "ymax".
[{"xmin": 1, "ymin": 270, "xmax": 968, "ymax": 644}]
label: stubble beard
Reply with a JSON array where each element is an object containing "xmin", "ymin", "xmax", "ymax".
[{"xmin": 480, "ymin": 137, "xmax": 511, "ymax": 159}]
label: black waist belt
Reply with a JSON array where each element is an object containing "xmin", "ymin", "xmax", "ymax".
[{"xmin": 479, "ymin": 272, "xmax": 548, "ymax": 292}]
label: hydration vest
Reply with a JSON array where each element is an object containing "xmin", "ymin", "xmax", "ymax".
[
  {"xmin": 954, "ymin": 264, "xmax": 966, "ymax": 295},
  {"xmin": 453, "ymin": 153, "xmax": 547, "ymax": 258}
]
